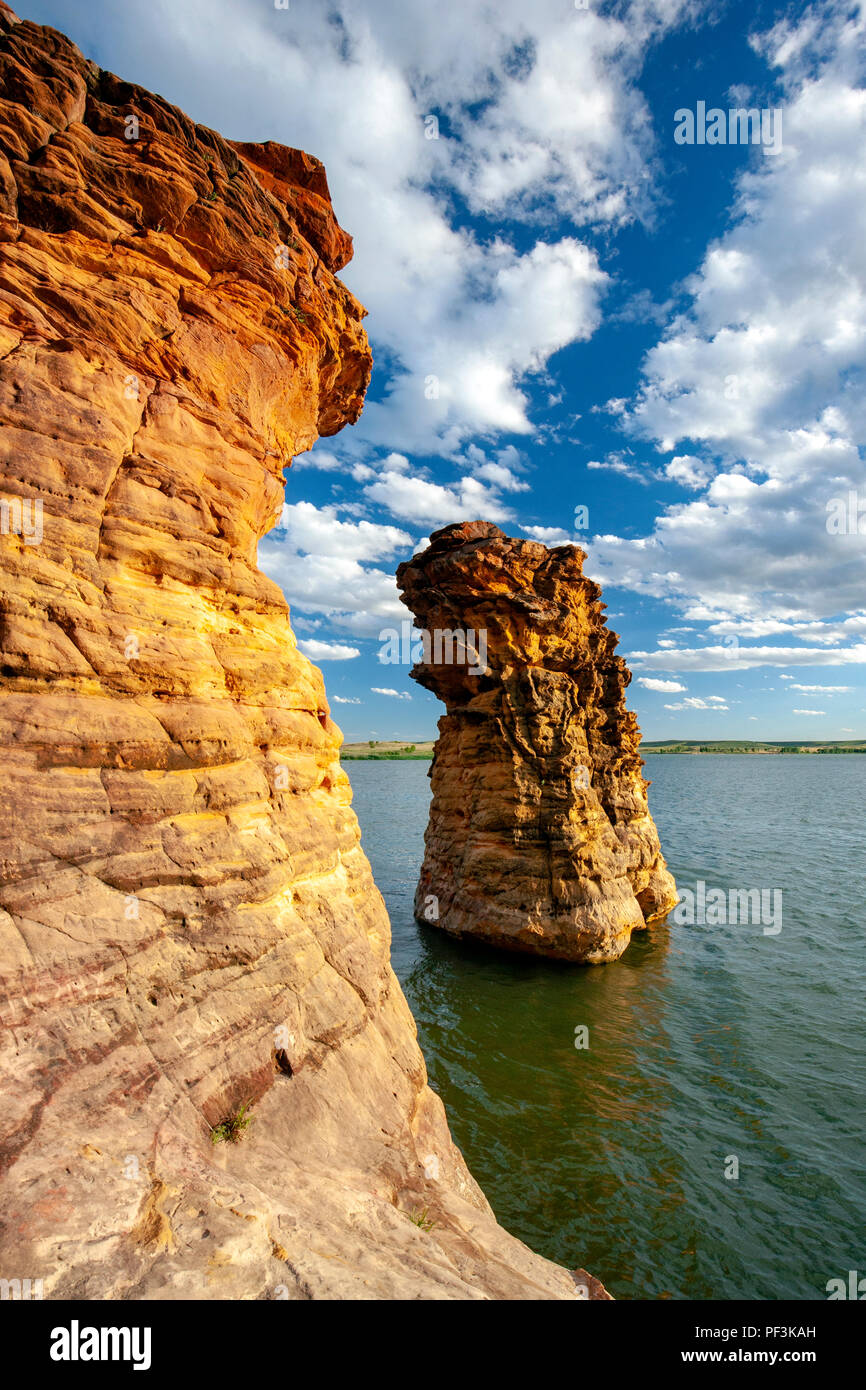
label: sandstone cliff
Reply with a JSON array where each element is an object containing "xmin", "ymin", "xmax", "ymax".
[
  {"xmin": 396, "ymin": 522, "xmax": 678, "ymax": 963},
  {"xmin": 0, "ymin": 7, "xmax": 606, "ymax": 1298}
]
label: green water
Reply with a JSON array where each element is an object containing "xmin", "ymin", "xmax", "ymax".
[{"xmin": 347, "ymin": 754, "xmax": 866, "ymax": 1300}]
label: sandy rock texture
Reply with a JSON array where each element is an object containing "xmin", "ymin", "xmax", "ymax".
[
  {"xmin": 0, "ymin": 6, "xmax": 609, "ymax": 1299},
  {"xmin": 396, "ymin": 522, "xmax": 678, "ymax": 963}
]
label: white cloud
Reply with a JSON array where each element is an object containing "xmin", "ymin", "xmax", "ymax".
[
  {"xmin": 382, "ymin": 453, "xmax": 411, "ymax": 474},
  {"xmin": 790, "ymin": 683, "xmax": 851, "ymax": 693},
  {"xmin": 663, "ymin": 696, "xmax": 729, "ymax": 710},
  {"xmin": 332, "ymin": 695, "xmax": 362, "ymax": 704},
  {"xmin": 259, "ymin": 502, "xmax": 412, "ymax": 635},
  {"xmin": 664, "ymin": 454, "xmax": 715, "ymax": 489},
  {"xmin": 439, "ymin": 3, "xmax": 669, "ymax": 226},
  {"xmin": 371, "ymin": 687, "xmax": 411, "ymax": 700},
  {"xmin": 356, "ymin": 237, "xmax": 610, "ymax": 454},
  {"xmin": 297, "ymin": 639, "xmax": 361, "ymax": 661},
  {"xmin": 587, "ymin": 453, "xmax": 648, "ymax": 483},
  {"xmin": 46, "ymin": 0, "xmax": 691, "ymax": 460},
  {"xmin": 273, "ymin": 501, "xmax": 411, "ymax": 562},
  {"xmin": 697, "ymin": 614, "xmax": 866, "ymax": 642},
  {"xmin": 631, "ymin": 643, "xmax": 866, "ymax": 671},
  {"xmin": 45, "ymin": 0, "xmax": 866, "ymax": 678},
  {"xmin": 292, "ymin": 448, "xmax": 344, "ymax": 472},
  {"xmin": 637, "ymin": 677, "xmax": 687, "ymax": 692},
  {"xmin": 472, "ymin": 460, "xmax": 530, "ymax": 493},
  {"xmin": 793, "ymin": 708, "xmax": 827, "ymax": 715},
  {"xmin": 520, "ymin": 524, "xmax": 574, "ymax": 544},
  {"xmin": 587, "ymin": 3, "xmax": 866, "ymax": 627},
  {"xmin": 363, "ymin": 469, "xmax": 515, "ymax": 526}
]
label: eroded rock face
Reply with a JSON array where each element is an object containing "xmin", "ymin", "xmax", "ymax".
[
  {"xmin": 396, "ymin": 522, "xmax": 678, "ymax": 964},
  {"xmin": 0, "ymin": 8, "xmax": 607, "ymax": 1299}
]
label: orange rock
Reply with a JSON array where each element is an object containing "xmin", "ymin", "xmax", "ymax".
[
  {"xmin": 0, "ymin": 7, "xmax": 609, "ymax": 1299},
  {"xmin": 397, "ymin": 522, "xmax": 678, "ymax": 963}
]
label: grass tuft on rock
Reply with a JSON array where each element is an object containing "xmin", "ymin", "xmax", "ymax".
[
  {"xmin": 210, "ymin": 1099, "xmax": 253, "ymax": 1145},
  {"xmin": 407, "ymin": 1206, "xmax": 436, "ymax": 1232}
]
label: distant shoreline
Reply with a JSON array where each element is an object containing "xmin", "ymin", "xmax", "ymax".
[
  {"xmin": 343, "ymin": 754, "xmax": 433, "ymax": 760},
  {"xmin": 342, "ymin": 739, "xmax": 866, "ymax": 759},
  {"xmin": 643, "ymin": 741, "xmax": 866, "ymax": 755},
  {"xmin": 342, "ymin": 740, "xmax": 434, "ymax": 759}
]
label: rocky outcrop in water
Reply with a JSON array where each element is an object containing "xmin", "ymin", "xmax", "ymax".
[
  {"xmin": 396, "ymin": 522, "xmax": 677, "ymax": 963},
  {"xmin": 0, "ymin": 7, "xmax": 608, "ymax": 1299}
]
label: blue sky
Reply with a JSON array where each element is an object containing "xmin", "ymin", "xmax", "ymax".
[{"xmin": 25, "ymin": 0, "xmax": 866, "ymax": 741}]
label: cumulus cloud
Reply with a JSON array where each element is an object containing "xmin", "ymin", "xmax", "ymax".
[
  {"xmin": 664, "ymin": 454, "xmax": 715, "ymax": 489},
  {"xmin": 332, "ymin": 695, "xmax": 362, "ymax": 704},
  {"xmin": 43, "ymin": 0, "xmax": 866, "ymax": 693},
  {"xmin": 790, "ymin": 682, "xmax": 851, "ymax": 692},
  {"xmin": 297, "ymin": 639, "xmax": 361, "ymax": 661},
  {"xmin": 259, "ymin": 502, "xmax": 412, "ymax": 635},
  {"xmin": 472, "ymin": 458, "xmax": 530, "ymax": 493},
  {"xmin": 47, "ymin": 0, "xmax": 681, "ymax": 459},
  {"xmin": 588, "ymin": 2, "xmax": 866, "ymax": 632},
  {"xmin": 356, "ymin": 236, "xmax": 611, "ymax": 455},
  {"xmin": 435, "ymin": 1, "xmax": 672, "ymax": 225},
  {"xmin": 663, "ymin": 697, "xmax": 729, "ymax": 710},
  {"xmin": 631, "ymin": 643, "xmax": 866, "ymax": 671},
  {"xmin": 637, "ymin": 677, "xmax": 688, "ymax": 692},
  {"xmin": 520, "ymin": 524, "xmax": 574, "ymax": 544},
  {"xmin": 695, "ymin": 613, "xmax": 866, "ymax": 643},
  {"xmin": 363, "ymin": 469, "xmax": 516, "ymax": 526},
  {"xmin": 371, "ymin": 687, "xmax": 411, "ymax": 699},
  {"xmin": 291, "ymin": 449, "xmax": 344, "ymax": 473}
]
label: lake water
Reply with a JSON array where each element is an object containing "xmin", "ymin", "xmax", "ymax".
[{"xmin": 346, "ymin": 754, "xmax": 866, "ymax": 1300}]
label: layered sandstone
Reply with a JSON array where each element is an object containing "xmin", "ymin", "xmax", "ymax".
[
  {"xmin": 0, "ymin": 8, "xmax": 607, "ymax": 1298},
  {"xmin": 396, "ymin": 522, "xmax": 677, "ymax": 963}
]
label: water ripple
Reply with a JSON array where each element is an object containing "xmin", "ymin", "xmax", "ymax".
[{"xmin": 348, "ymin": 755, "xmax": 866, "ymax": 1300}]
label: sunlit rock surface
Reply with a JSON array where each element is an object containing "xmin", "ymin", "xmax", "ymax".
[
  {"xmin": 397, "ymin": 522, "xmax": 677, "ymax": 964},
  {"xmin": 0, "ymin": 5, "xmax": 610, "ymax": 1299}
]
